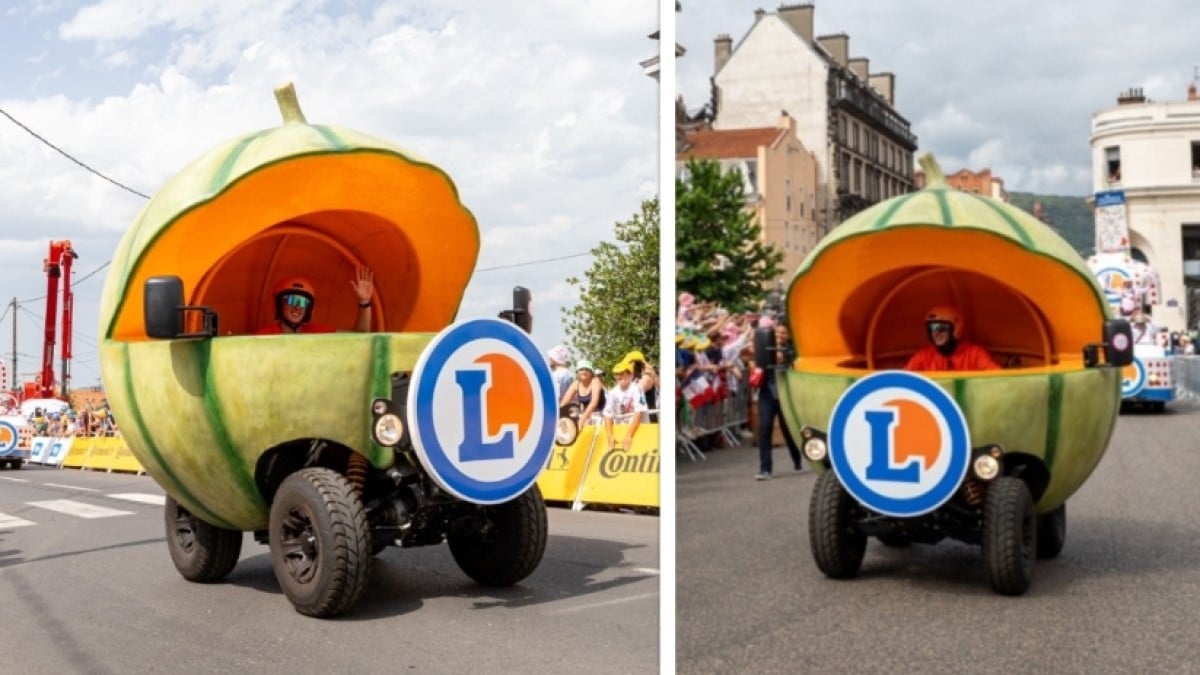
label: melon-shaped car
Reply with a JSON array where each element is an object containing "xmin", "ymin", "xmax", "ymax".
[
  {"xmin": 767, "ymin": 154, "xmax": 1132, "ymax": 595},
  {"xmin": 99, "ymin": 84, "xmax": 554, "ymax": 617}
]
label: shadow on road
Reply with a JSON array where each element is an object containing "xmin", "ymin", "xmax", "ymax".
[{"xmin": 222, "ymin": 532, "xmax": 655, "ymax": 620}]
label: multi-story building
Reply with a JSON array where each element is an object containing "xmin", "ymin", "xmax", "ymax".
[
  {"xmin": 707, "ymin": 3, "xmax": 917, "ymax": 233},
  {"xmin": 1090, "ymin": 81, "xmax": 1200, "ymax": 332},
  {"xmin": 677, "ymin": 112, "xmax": 820, "ymax": 280},
  {"xmin": 914, "ymin": 167, "xmax": 1009, "ymax": 202}
]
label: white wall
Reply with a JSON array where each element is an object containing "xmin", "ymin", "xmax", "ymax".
[{"xmin": 1091, "ymin": 99, "xmax": 1200, "ymax": 332}]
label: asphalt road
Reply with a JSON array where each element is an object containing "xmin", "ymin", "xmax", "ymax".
[
  {"xmin": 0, "ymin": 467, "xmax": 658, "ymax": 675},
  {"xmin": 677, "ymin": 401, "xmax": 1200, "ymax": 674}
]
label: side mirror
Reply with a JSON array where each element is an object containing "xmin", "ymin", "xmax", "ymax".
[
  {"xmin": 145, "ymin": 276, "xmax": 184, "ymax": 338},
  {"xmin": 753, "ymin": 327, "xmax": 776, "ymax": 370},
  {"xmin": 1102, "ymin": 318, "xmax": 1134, "ymax": 367},
  {"xmin": 143, "ymin": 275, "xmax": 218, "ymax": 339},
  {"xmin": 499, "ymin": 286, "xmax": 534, "ymax": 334}
]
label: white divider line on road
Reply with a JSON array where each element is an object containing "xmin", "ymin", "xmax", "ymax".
[
  {"xmin": 27, "ymin": 500, "xmax": 134, "ymax": 519},
  {"xmin": 544, "ymin": 591, "xmax": 659, "ymax": 615},
  {"xmin": 43, "ymin": 483, "xmax": 99, "ymax": 492},
  {"xmin": 0, "ymin": 513, "xmax": 36, "ymax": 528},
  {"xmin": 106, "ymin": 493, "xmax": 165, "ymax": 506},
  {"xmin": 633, "ymin": 567, "xmax": 660, "ymax": 575},
  {"xmin": 0, "ymin": 476, "xmax": 30, "ymax": 483}
]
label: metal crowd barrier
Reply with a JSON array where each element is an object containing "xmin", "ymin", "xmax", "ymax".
[
  {"xmin": 676, "ymin": 373, "xmax": 752, "ymax": 462},
  {"xmin": 1170, "ymin": 355, "xmax": 1200, "ymax": 401}
]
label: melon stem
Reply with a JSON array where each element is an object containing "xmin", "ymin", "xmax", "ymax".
[
  {"xmin": 918, "ymin": 152, "xmax": 948, "ymax": 189},
  {"xmin": 274, "ymin": 82, "xmax": 308, "ymax": 125}
]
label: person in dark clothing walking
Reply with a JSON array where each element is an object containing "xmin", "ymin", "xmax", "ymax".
[{"xmin": 756, "ymin": 323, "xmax": 802, "ymax": 480}]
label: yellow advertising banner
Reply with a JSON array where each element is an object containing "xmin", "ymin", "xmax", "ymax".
[
  {"xmin": 84, "ymin": 437, "xmax": 121, "ymax": 471},
  {"xmin": 61, "ymin": 437, "xmax": 95, "ymax": 469},
  {"xmin": 537, "ymin": 424, "xmax": 597, "ymax": 502},
  {"xmin": 109, "ymin": 442, "xmax": 146, "ymax": 474},
  {"xmin": 577, "ymin": 422, "xmax": 659, "ymax": 508}
]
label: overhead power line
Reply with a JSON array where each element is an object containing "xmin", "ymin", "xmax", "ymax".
[
  {"xmin": 477, "ymin": 251, "xmax": 592, "ymax": 272},
  {"xmin": 0, "ymin": 107, "xmax": 151, "ymax": 200}
]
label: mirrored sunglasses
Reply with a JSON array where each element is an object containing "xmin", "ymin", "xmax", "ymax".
[
  {"xmin": 926, "ymin": 320, "xmax": 953, "ymax": 335},
  {"xmin": 283, "ymin": 293, "xmax": 311, "ymax": 309}
]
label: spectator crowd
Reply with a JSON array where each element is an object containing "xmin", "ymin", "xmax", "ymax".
[
  {"xmin": 675, "ymin": 290, "xmax": 787, "ymax": 448},
  {"xmin": 1, "ymin": 399, "xmax": 119, "ymax": 438}
]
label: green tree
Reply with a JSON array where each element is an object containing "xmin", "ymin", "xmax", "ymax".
[
  {"xmin": 676, "ymin": 158, "xmax": 782, "ymax": 310},
  {"xmin": 562, "ymin": 198, "xmax": 660, "ymax": 372}
]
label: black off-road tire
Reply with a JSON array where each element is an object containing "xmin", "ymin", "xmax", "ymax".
[
  {"xmin": 268, "ymin": 468, "xmax": 372, "ymax": 618},
  {"xmin": 164, "ymin": 494, "xmax": 243, "ymax": 583},
  {"xmin": 1036, "ymin": 503, "xmax": 1066, "ymax": 560},
  {"xmin": 448, "ymin": 485, "xmax": 548, "ymax": 586},
  {"xmin": 983, "ymin": 476, "xmax": 1036, "ymax": 595},
  {"xmin": 808, "ymin": 471, "xmax": 867, "ymax": 579}
]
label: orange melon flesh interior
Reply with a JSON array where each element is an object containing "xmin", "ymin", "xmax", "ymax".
[
  {"xmin": 108, "ymin": 152, "xmax": 478, "ymax": 340},
  {"xmin": 787, "ymin": 228, "xmax": 1105, "ymax": 371}
]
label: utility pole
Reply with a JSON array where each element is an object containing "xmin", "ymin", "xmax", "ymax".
[{"xmin": 10, "ymin": 297, "xmax": 15, "ymax": 395}]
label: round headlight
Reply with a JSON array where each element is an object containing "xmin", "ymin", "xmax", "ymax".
[
  {"xmin": 374, "ymin": 413, "xmax": 404, "ymax": 446},
  {"xmin": 555, "ymin": 417, "xmax": 579, "ymax": 446},
  {"xmin": 372, "ymin": 399, "xmax": 389, "ymax": 415},
  {"xmin": 972, "ymin": 454, "xmax": 1000, "ymax": 481},
  {"xmin": 803, "ymin": 438, "xmax": 827, "ymax": 462}
]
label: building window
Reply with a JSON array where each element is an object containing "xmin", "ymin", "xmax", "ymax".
[
  {"xmin": 1192, "ymin": 141, "xmax": 1200, "ymax": 179},
  {"xmin": 744, "ymin": 159, "xmax": 757, "ymax": 194},
  {"xmin": 1105, "ymin": 146, "xmax": 1121, "ymax": 183},
  {"xmin": 838, "ymin": 116, "xmax": 846, "ymax": 143},
  {"xmin": 786, "ymin": 178, "xmax": 792, "ymax": 212},
  {"xmin": 852, "ymin": 122, "xmax": 859, "ymax": 151}
]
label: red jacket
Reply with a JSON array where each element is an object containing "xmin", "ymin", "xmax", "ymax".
[
  {"xmin": 255, "ymin": 322, "xmax": 336, "ymax": 335},
  {"xmin": 904, "ymin": 341, "xmax": 999, "ymax": 372}
]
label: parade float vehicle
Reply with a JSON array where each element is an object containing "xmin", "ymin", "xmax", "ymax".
[
  {"xmin": 1087, "ymin": 252, "xmax": 1174, "ymax": 411},
  {"xmin": 99, "ymin": 84, "xmax": 556, "ymax": 618},
  {"xmin": 0, "ymin": 393, "xmax": 29, "ymax": 470},
  {"xmin": 760, "ymin": 154, "xmax": 1132, "ymax": 595}
]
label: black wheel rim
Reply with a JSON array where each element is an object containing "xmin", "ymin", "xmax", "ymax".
[
  {"xmin": 173, "ymin": 507, "xmax": 197, "ymax": 554},
  {"xmin": 278, "ymin": 505, "xmax": 319, "ymax": 584}
]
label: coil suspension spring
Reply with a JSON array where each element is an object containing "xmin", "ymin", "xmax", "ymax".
[
  {"xmin": 960, "ymin": 477, "xmax": 985, "ymax": 507},
  {"xmin": 346, "ymin": 452, "xmax": 369, "ymax": 496}
]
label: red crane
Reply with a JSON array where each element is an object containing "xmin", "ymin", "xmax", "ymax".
[{"xmin": 26, "ymin": 240, "xmax": 77, "ymax": 400}]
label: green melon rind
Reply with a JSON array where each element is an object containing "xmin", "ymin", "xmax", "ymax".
[
  {"xmin": 788, "ymin": 187, "xmax": 1109, "ymax": 322},
  {"xmin": 779, "ymin": 367, "xmax": 1120, "ymax": 512},
  {"xmin": 100, "ymin": 341, "xmax": 239, "ymax": 530},
  {"xmin": 104, "ymin": 332, "xmax": 431, "ymax": 531},
  {"xmin": 98, "ymin": 123, "xmax": 478, "ymax": 340}
]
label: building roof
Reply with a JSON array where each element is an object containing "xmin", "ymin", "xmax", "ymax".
[{"xmin": 677, "ymin": 126, "xmax": 788, "ymax": 160}]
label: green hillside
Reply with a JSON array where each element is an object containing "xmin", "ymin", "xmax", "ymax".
[{"xmin": 1008, "ymin": 192, "xmax": 1093, "ymax": 257}]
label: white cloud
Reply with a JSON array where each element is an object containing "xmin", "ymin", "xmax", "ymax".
[
  {"xmin": 0, "ymin": 1, "xmax": 658, "ymax": 388},
  {"xmin": 678, "ymin": 0, "xmax": 1200, "ymax": 196}
]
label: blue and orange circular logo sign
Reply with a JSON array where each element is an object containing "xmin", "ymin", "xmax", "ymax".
[
  {"xmin": 407, "ymin": 318, "xmax": 556, "ymax": 505},
  {"xmin": 0, "ymin": 420, "xmax": 18, "ymax": 456},
  {"xmin": 1121, "ymin": 357, "xmax": 1146, "ymax": 397},
  {"xmin": 828, "ymin": 371, "xmax": 970, "ymax": 518}
]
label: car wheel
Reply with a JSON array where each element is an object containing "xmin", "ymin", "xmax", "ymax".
[
  {"xmin": 269, "ymin": 468, "xmax": 371, "ymax": 618},
  {"xmin": 448, "ymin": 485, "xmax": 548, "ymax": 586},
  {"xmin": 1036, "ymin": 503, "xmax": 1066, "ymax": 560},
  {"xmin": 983, "ymin": 476, "xmax": 1036, "ymax": 595},
  {"xmin": 808, "ymin": 471, "xmax": 866, "ymax": 579},
  {"xmin": 164, "ymin": 494, "xmax": 243, "ymax": 582}
]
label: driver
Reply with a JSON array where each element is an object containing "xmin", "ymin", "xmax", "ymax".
[
  {"xmin": 256, "ymin": 267, "xmax": 374, "ymax": 334},
  {"xmin": 904, "ymin": 305, "xmax": 999, "ymax": 371}
]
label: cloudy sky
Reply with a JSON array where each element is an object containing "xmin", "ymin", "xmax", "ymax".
[
  {"xmin": 0, "ymin": 1, "xmax": 658, "ymax": 391},
  {"xmin": 678, "ymin": 1, "xmax": 1198, "ymax": 197}
]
